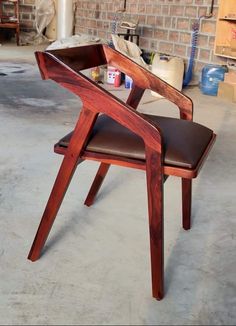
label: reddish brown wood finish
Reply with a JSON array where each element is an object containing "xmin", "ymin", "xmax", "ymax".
[
  {"xmin": 54, "ymin": 136, "xmax": 216, "ymax": 179},
  {"xmin": 145, "ymin": 145, "xmax": 164, "ymax": 300},
  {"xmin": 28, "ymin": 108, "xmax": 98, "ymax": 261},
  {"xmin": 103, "ymin": 45, "xmax": 193, "ymax": 121},
  {"xmin": 84, "ymin": 163, "xmax": 110, "ymax": 207},
  {"xmin": 28, "ymin": 44, "xmax": 216, "ymax": 300},
  {"xmin": 126, "ymin": 85, "xmax": 145, "ymax": 109},
  {"xmin": 182, "ymin": 178, "xmax": 192, "ymax": 230},
  {"xmin": 83, "ymin": 84, "xmax": 145, "ymax": 207}
]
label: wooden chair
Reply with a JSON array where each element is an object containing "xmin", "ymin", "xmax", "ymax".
[
  {"xmin": 28, "ymin": 44, "xmax": 216, "ymax": 300},
  {"xmin": 0, "ymin": 0, "xmax": 20, "ymax": 46}
]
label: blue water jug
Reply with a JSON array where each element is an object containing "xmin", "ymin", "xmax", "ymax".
[{"xmin": 200, "ymin": 65, "xmax": 228, "ymax": 96}]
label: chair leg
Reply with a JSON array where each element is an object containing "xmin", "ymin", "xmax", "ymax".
[
  {"xmin": 16, "ymin": 26, "xmax": 20, "ymax": 46},
  {"xmin": 28, "ymin": 108, "xmax": 97, "ymax": 262},
  {"xmin": 84, "ymin": 163, "xmax": 110, "ymax": 207},
  {"xmin": 182, "ymin": 178, "xmax": 192, "ymax": 230},
  {"xmin": 146, "ymin": 148, "xmax": 164, "ymax": 300},
  {"xmin": 28, "ymin": 155, "xmax": 80, "ymax": 262}
]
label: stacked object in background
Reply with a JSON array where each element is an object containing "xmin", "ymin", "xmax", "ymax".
[{"xmin": 218, "ymin": 71, "xmax": 236, "ymax": 103}]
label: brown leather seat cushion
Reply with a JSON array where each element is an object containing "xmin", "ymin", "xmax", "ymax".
[{"xmin": 58, "ymin": 114, "xmax": 213, "ymax": 169}]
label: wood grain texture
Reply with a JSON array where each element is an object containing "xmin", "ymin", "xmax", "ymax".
[
  {"xmin": 83, "ymin": 83, "xmax": 145, "ymax": 207},
  {"xmin": 182, "ymin": 178, "xmax": 192, "ymax": 230},
  {"xmin": 145, "ymin": 145, "xmax": 164, "ymax": 300},
  {"xmin": 84, "ymin": 163, "xmax": 110, "ymax": 207},
  {"xmin": 28, "ymin": 108, "xmax": 98, "ymax": 261},
  {"xmin": 103, "ymin": 45, "xmax": 193, "ymax": 121},
  {"xmin": 28, "ymin": 44, "xmax": 216, "ymax": 300}
]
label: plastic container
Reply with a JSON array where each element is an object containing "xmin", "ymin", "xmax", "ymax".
[
  {"xmin": 107, "ymin": 66, "xmax": 116, "ymax": 84},
  {"xmin": 151, "ymin": 54, "xmax": 184, "ymax": 98},
  {"xmin": 91, "ymin": 67, "xmax": 100, "ymax": 82},
  {"xmin": 200, "ymin": 64, "xmax": 228, "ymax": 96},
  {"xmin": 125, "ymin": 75, "xmax": 133, "ymax": 89},
  {"xmin": 114, "ymin": 70, "xmax": 121, "ymax": 87}
]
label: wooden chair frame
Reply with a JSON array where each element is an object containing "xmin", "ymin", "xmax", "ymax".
[{"xmin": 28, "ymin": 44, "xmax": 216, "ymax": 300}]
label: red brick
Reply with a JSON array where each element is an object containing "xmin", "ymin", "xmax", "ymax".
[
  {"xmin": 177, "ymin": 18, "xmax": 190, "ymax": 30},
  {"xmin": 162, "ymin": 5, "xmax": 170, "ymax": 15},
  {"xmin": 209, "ymin": 36, "xmax": 215, "ymax": 48},
  {"xmin": 174, "ymin": 44, "xmax": 187, "ymax": 57},
  {"xmin": 138, "ymin": 4, "xmax": 145, "ymax": 13},
  {"xmin": 156, "ymin": 17, "xmax": 164, "ymax": 27},
  {"xmin": 147, "ymin": 16, "xmax": 156, "ymax": 26},
  {"xmin": 139, "ymin": 37, "xmax": 150, "ymax": 49},
  {"xmin": 170, "ymin": 5, "xmax": 184, "ymax": 16},
  {"xmin": 146, "ymin": 5, "xmax": 153, "ymax": 14},
  {"xmin": 138, "ymin": 15, "xmax": 146, "ymax": 24},
  {"xmin": 164, "ymin": 17, "xmax": 171, "ymax": 28},
  {"xmin": 171, "ymin": 17, "xmax": 177, "ymax": 29},
  {"xmin": 201, "ymin": 20, "xmax": 216, "ymax": 34},
  {"xmin": 159, "ymin": 42, "xmax": 174, "ymax": 54},
  {"xmin": 150, "ymin": 40, "xmax": 158, "ymax": 50},
  {"xmin": 169, "ymin": 31, "xmax": 179, "ymax": 42},
  {"xmin": 130, "ymin": 4, "xmax": 138, "ymax": 13},
  {"xmin": 199, "ymin": 49, "xmax": 211, "ymax": 61},
  {"xmin": 153, "ymin": 6, "xmax": 162, "ymax": 15},
  {"xmin": 154, "ymin": 29, "xmax": 168, "ymax": 40},
  {"xmin": 185, "ymin": 6, "xmax": 198, "ymax": 17},
  {"xmin": 195, "ymin": 0, "xmax": 204, "ymax": 4},
  {"xmin": 179, "ymin": 32, "xmax": 191, "ymax": 44},
  {"xmin": 198, "ymin": 35, "xmax": 209, "ymax": 47},
  {"xmin": 142, "ymin": 27, "xmax": 154, "ymax": 38},
  {"xmin": 198, "ymin": 6, "xmax": 208, "ymax": 17}
]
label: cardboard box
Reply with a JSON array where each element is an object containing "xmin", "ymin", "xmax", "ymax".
[
  {"xmin": 217, "ymin": 81, "xmax": 236, "ymax": 102},
  {"xmin": 224, "ymin": 71, "xmax": 236, "ymax": 84},
  {"xmin": 231, "ymin": 39, "xmax": 236, "ymax": 51}
]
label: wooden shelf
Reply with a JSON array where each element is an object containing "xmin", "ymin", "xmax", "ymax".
[
  {"xmin": 219, "ymin": 17, "xmax": 236, "ymax": 21},
  {"xmin": 214, "ymin": 0, "xmax": 236, "ymax": 60},
  {"xmin": 0, "ymin": 0, "xmax": 20, "ymax": 45}
]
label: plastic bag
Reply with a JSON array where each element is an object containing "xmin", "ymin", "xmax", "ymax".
[
  {"xmin": 21, "ymin": 0, "xmax": 55, "ymax": 45},
  {"xmin": 35, "ymin": 0, "xmax": 55, "ymax": 39}
]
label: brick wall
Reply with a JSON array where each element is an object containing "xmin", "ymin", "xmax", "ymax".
[
  {"xmin": 19, "ymin": 0, "xmax": 36, "ymax": 31},
  {"xmin": 74, "ymin": 0, "xmax": 235, "ymax": 76},
  {"xmin": 3, "ymin": 0, "xmax": 36, "ymax": 31}
]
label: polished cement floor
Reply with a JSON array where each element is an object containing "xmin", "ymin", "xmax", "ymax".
[{"xmin": 0, "ymin": 42, "xmax": 236, "ymax": 325}]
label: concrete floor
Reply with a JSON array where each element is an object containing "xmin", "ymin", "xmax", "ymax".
[{"xmin": 0, "ymin": 42, "xmax": 236, "ymax": 325}]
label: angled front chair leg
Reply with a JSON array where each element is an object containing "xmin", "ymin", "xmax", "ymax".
[
  {"xmin": 182, "ymin": 178, "xmax": 192, "ymax": 230},
  {"xmin": 84, "ymin": 163, "xmax": 110, "ymax": 207},
  {"xmin": 28, "ymin": 108, "xmax": 98, "ymax": 262},
  {"xmin": 146, "ymin": 146, "xmax": 164, "ymax": 300}
]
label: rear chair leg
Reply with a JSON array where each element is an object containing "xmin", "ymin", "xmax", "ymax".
[
  {"xmin": 146, "ymin": 147, "xmax": 164, "ymax": 300},
  {"xmin": 84, "ymin": 163, "xmax": 110, "ymax": 207},
  {"xmin": 182, "ymin": 178, "xmax": 192, "ymax": 230}
]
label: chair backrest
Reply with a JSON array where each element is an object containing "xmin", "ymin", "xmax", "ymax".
[
  {"xmin": 37, "ymin": 44, "xmax": 193, "ymax": 121},
  {"xmin": 35, "ymin": 44, "xmax": 195, "ymax": 152}
]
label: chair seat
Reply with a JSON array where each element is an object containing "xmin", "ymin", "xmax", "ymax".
[{"xmin": 58, "ymin": 114, "xmax": 213, "ymax": 169}]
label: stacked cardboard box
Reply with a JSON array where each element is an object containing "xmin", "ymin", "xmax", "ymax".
[{"xmin": 217, "ymin": 71, "xmax": 236, "ymax": 103}]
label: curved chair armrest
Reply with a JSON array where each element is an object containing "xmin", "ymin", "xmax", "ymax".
[
  {"xmin": 36, "ymin": 51, "xmax": 163, "ymax": 154},
  {"xmin": 103, "ymin": 45, "xmax": 193, "ymax": 121}
]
